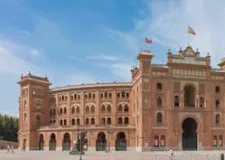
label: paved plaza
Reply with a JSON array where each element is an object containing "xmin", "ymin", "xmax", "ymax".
[{"xmin": 0, "ymin": 150, "xmax": 224, "ymax": 160}]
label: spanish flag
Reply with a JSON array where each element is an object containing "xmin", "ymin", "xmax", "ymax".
[
  {"xmin": 188, "ymin": 26, "xmax": 196, "ymax": 35},
  {"xmin": 145, "ymin": 37, "xmax": 152, "ymax": 44}
]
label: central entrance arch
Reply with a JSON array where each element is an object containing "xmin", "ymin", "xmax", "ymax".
[{"xmin": 182, "ymin": 118, "xmax": 197, "ymax": 150}]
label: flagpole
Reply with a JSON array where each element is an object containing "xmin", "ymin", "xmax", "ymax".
[{"xmin": 188, "ymin": 24, "xmax": 190, "ymax": 46}]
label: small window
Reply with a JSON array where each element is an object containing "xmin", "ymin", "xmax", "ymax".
[
  {"xmin": 174, "ymin": 96, "xmax": 179, "ymax": 107},
  {"xmin": 60, "ymin": 120, "xmax": 63, "ymax": 125},
  {"xmin": 157, "ymin": 97, "xmax": 162, "ymax": 108},
  {"xmin": 107, "ymin": 105, "xmax": 111, "ymax": 113},
  {"xmin": 104, "ymin": 92, "xmax": 108, "ymax": 98},
  {"xmin": 124, "ymin": 104, "xmax": 129, "ymax": 112},
  {"xmin": 36, "ymin": 115, "xmax": 40, "ymax": 126},
  {"xmin": 101, "ymin": 118, "xmax": 106, "ymax": 124},
  {"xmin": 157, "ymin": 112, "xmax": 162, "ymax": 123},
  {"xmin": 157, "ymin": 83, "xmax": 162, "ymax": 90},
  {"xmin": 72, "ymin": 119, "xmax": 75, "ymax": 125},
  {"xmin": 85, "ymin": 118, "xmax": 89, "ymax": 125},
  {"xmin": 122, "ymin": 92, "xmax": 125, "ymax": 98},
  {"xmin": 216, "ymin": 114, "xmax": 220, "ymax": 124},
  {"xmin": 91, "ymin": 118, "xmax": 95, "ymax": 124},
  {"xmin": 118, "ymin": 117, "xmax": 123, "ymax": 124},
  {"xmin": 101, "ymin": 105, "xmax": 105, "ymax": 113},
  {"xmin": 91, "ymin": 105, "xmax": 95, "ymax": 113},
  {"xmin": 76, "ymin": 106, "xmax": 80, "ymax": 114},
  {"xmin": 72, "ymin": 107, "xmax": 75, "ymax": 114},
  {"xmin": 124, "ymin": 117, "xmax": 129, "ymax": 124},
  {"xmin": 101, "ymin": 93, "xmax": 103, "ymax": 98},
  {"xmin": 215, "ymin": 86, "xmax": 220, "ymax": 93},
  {"xmin": 200, "ymin": 97, "xmax": 204, "ymax": 108},
  {"xmin": 107, "ymin": 117, "xmax": 111, "ymax": 124},
  {"xmin": 216, "ymin": 100, "xmax": 220, "ymax": 109},
  {"xmin": 118, "ymin": 104, "xmax": 123, "ymax": 112},
  {"xmin": 117, "ymin": 93, "xmax": 120, "ymax": 98},
  {"xmin": 64, "ymin": 107, "xmax": 67, "ymax": 114},
  {"xmin": 64, "ymin": 119, "xmax": 67, "ymax": 125},
  {"xmin": 76, "ymin": 119, "xmax": 80, "ymax": 125},
  {"xmin": 154, "ymin": 135, "xmax": 159, "ymax": 147},
  {"xmin": 126, "ymin": 93, "xmax": 129, "ymax": 98},
  {"xmin": 88, "ymin": 93, "xmax": 91, "ymax": 99},
  {"xmin": 109, "ymin": 93, "xmax": 112, "ymax": 98}
]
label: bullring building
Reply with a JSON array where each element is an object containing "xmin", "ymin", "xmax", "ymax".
[{"xmin": 18, "ymin": 46, "xmax": 225, "ymax": 151}]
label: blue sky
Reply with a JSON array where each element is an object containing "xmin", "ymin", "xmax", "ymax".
[{"xmin": 0, "ymin": 0, "xmax": 225, "ymax": 116}]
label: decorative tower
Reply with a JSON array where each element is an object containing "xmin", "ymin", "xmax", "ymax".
[
  {"xmin": 18, "ymin": 72, "xmax": 51, "ymax": 150},
  {"xmin": 132, "ymin": 50, "xmax": 154, "ymax": 151}
]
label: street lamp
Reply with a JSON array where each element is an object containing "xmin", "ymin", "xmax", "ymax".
[
  {"xmin": 76, "ymin": 125, "xmax": 87, "ymax": 160},
  {"xmin": 105, "ymin": 124, "xmax": 112, "ymax": 153}
]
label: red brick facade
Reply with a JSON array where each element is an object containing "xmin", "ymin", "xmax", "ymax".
[{"xmin": 18, "ymin": 46, "xmax": 225, "ymax": 151}]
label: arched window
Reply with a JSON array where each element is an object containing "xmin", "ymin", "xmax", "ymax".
[
  {"xmin": 71, "ymin": 107, "xmax": 75, "ymax": 114},
  {"xmin": 118, "ymin": 104, "xmax": 123, "ymax": 112},
  {"xmin": 157, "ymin": 112, "xmax": 162, "ymax": 123},
  {"xmin": 216, "ymin": 114, "xmax": 220, "ymax": 125},
  {"xmin": 101, "ymin": 118, "xmax": 106, "ymax": 124},
  {"xmin": 107, "ymin": 117, "xmax": 111, "ymax": 124},
  {"xmin": 160, "ymin": 135, "xmax": 165, "ymax": 147},
  {"xmin": 101, "ymin": 105, "xmax": 105, "ymax": 113},
  {"xmin": 174, "ymin": 95, "xmax": 179, "ymax": 107},
  {"xmin": 124, "ymin": 117, "xmax": 129, "ymax": 124},
  {"xmin": 213, "ymin": 135, "xmax": 217, "ymax": 146},
  {"xmin": 72, "ymin": 119, "xmax": 75, "ymax": 125},
  {"xmin": 60, "ymin": 108, "xmax": 63, "ymax": 114},
  {"xmin": 219, "ymin": 135, "xmax": 223, "ymax": 146},
  {"xmin": 124, "ymin": 104, "xmax": 129, "ymax": 112},
  {"xmin": 76, "ymin": 106, "xmax": 80, "ymax": 114},
  {"xmin": 85, "ymin": 118, "xmax": 89, "ymax": 125},
  {"xmin": 85, "ymin": 105, "xmax": 89, "ymax": 114},
  {"xmin": 154, "ymin": 135, "xmax": 159, "ymax": 147},
  {"xmin": 107, "ymin": 105, "xmax": 111, "ymax": 113},
  {"xmin": 91, "ymin": 118, "xmax": 95, "ymax": 124},
  {"xmin": 216, "ymin": 99, "xmax": 220, "ymax": 109},
  {"xmin": 91, "ymin": 105, "xmax": 95, "ymax": 113},
  {"xmin": 157, "ymin": 97, "xmax": 162, "ymax": 108},
  {"xmin": 24, "ymin": 113, "xmax": 27, "ymax": 121},
  {"xmin": 64, "ymin": 107, "xmax": 67, "ymax": 114},
  {"xmin": 64, "ymin": 119, "xmax": 67, "ymax": 125},
  {"xmin": 76, "ymin": 118, "xmax": 80, "ymax": 125},
  {"xmin": 118, "ymin": 117, "xmax": 123, "ymax": 124},
  {"xmin": 60, "ymin": 120, "xmax": 63, "ymax": 125},
  {"xmin": 184, "ymin": 85, "xmax": 195, "ymax": 107}
]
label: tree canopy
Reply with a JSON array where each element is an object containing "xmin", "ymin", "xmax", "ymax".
[{"xmin": 0, "ymin": 113, "xmax": 18, "ymax": 142}]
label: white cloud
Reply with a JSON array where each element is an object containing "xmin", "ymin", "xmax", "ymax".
[
  {"xmin": 30, "ymin": 49, "xmax": 40, "ymax": 56},
  {"xmin": 86, "ymin": 54, "xmax": 118, "ymax": 61},
  {"xmin": 68, "ymin": 74, "xmax": 96, "ymax": 85},
  {"xmin": 0, "ymin": 40, "xmax": 44, "ymax": 76},
  {"xmin": 108, "ymin": 0, "xmax": 225, "ymax": 67},
  {"xmin": 111, "ymin": 63, "xmax": 132, "ymax": 81}
]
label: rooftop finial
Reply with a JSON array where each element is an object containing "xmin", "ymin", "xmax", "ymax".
[
  {"xmin": 207, "ymin": 52, "xmax": 210, "ymax": 57},
  {"xmin": 179, "ymin": 47, "xmax": 182, "ymax": 52}
]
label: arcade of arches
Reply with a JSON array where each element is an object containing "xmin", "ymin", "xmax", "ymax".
[{"xmin": 37, "ymin": 131, "xmax": 128, "ymax": 151}]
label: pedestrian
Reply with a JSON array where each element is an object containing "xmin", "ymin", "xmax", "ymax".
[
  {"xmin": 11, "ymin": 145, "xmax": 14, "ymax": 154},
  {"xmin": 169, "ymin": 148, "xmax": 174, "ymax": 157},
  {"xmin": 6, "ymin": 145, "xmax": 10, "ymax": 153}
]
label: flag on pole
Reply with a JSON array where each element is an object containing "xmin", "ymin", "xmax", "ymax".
[
  {"xmin": 188, "ymin": 26, "xmax": 196, "ymax": 35},
  {"xmin": 145, "ymin": 37, "xmax": 152, "ymax": 44}
]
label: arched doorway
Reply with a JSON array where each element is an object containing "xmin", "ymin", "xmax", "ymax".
[
  {"xmin": 62, "ymin": 133, "xmax": 71, "ymax": 151},
  {"xmin": 184, "ymin": 85, "xmax": 195, "ymax": 107},
  {"xmin": 49, "ymin": 133, "xmax": 56, "ymax": 151},
  {"xmin": 182, "ymin": 118, "xmax": 197, "ymax": 150},
  {"xmin": 38, "ymin": 134, "xmax": 44, "ymax": 150},
  {"xmin": 96, "ymin": 132, "xmax": 107, "ymax": 151},
  {"xmin": 115, "ymin": 132, "xmax": 127, "ymax": 151}
]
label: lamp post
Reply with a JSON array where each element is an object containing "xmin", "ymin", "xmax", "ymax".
[
  {"xmin": 105, "ymin": 124, "xmax": 112, "ymax": 153},
  {"xmin": 76, "ymin": 125, "xmax": 87, "ymax": 160}
]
